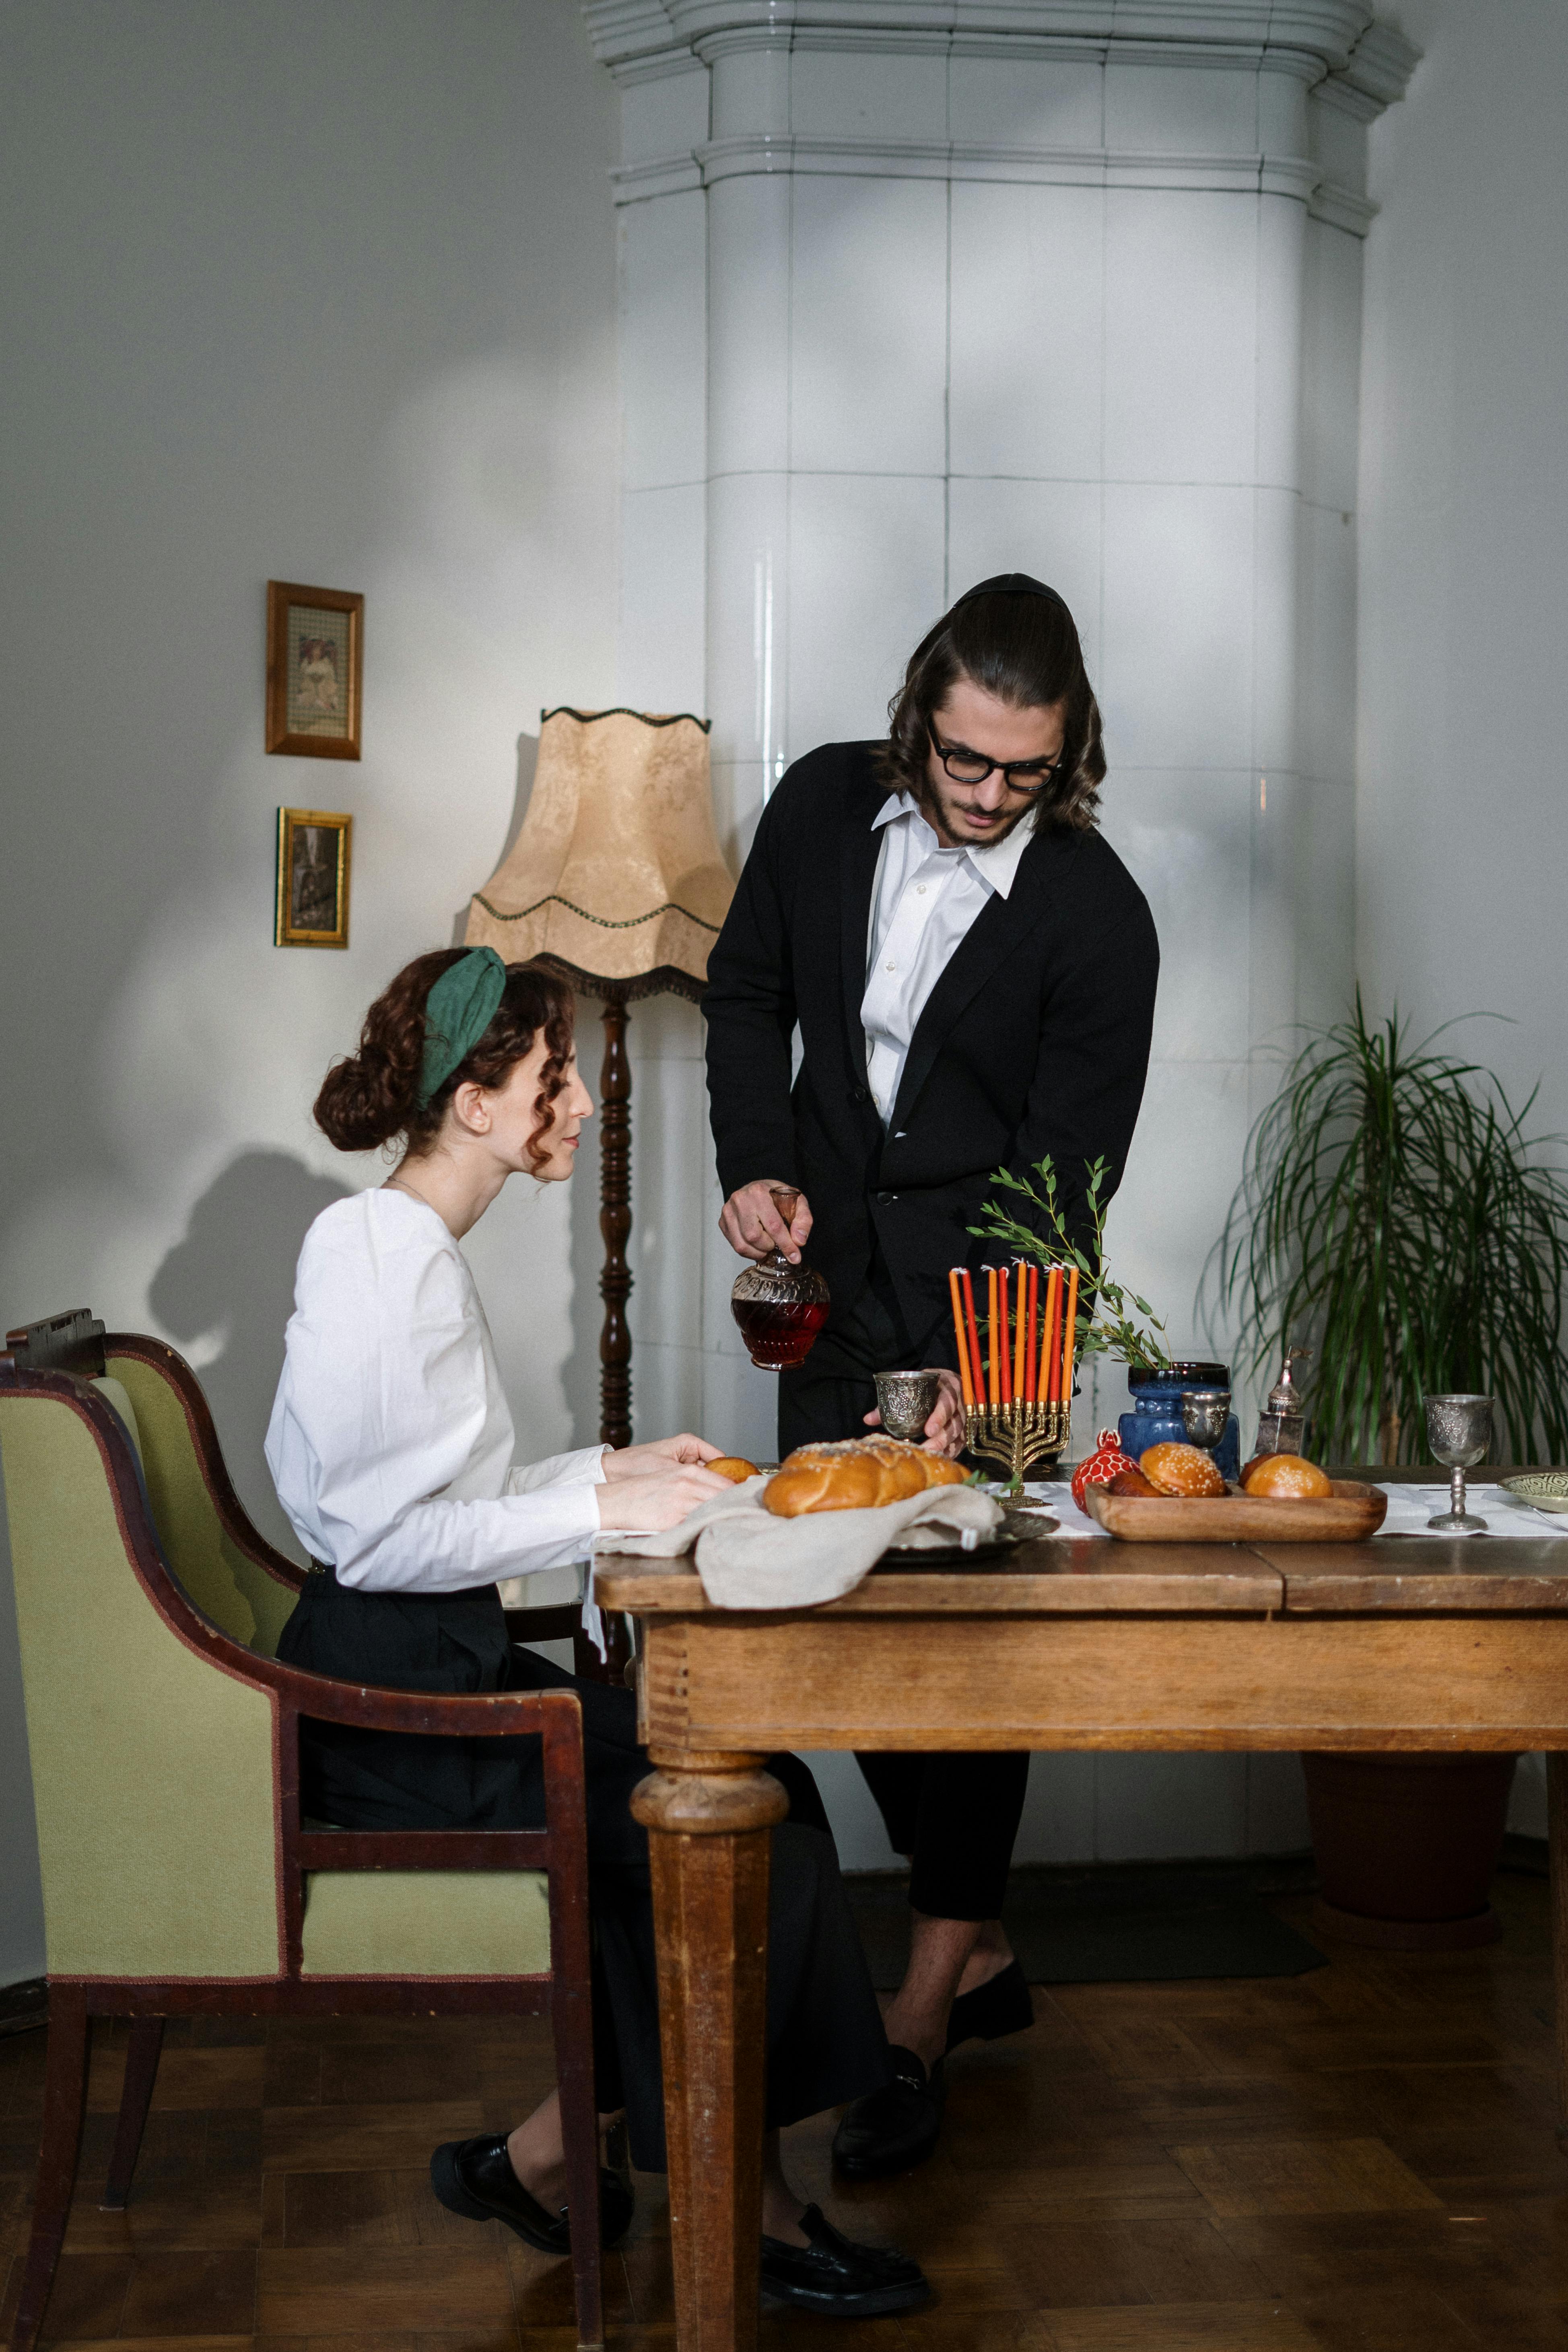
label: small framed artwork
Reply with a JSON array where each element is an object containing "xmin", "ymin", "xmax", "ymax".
[
  {"xmin": 266, "ymin": 580, "xmax": 363, "ymax": 758},
  {"xmin": 275, "ymin": 808, "xmax": 352, "ymax": 948}
]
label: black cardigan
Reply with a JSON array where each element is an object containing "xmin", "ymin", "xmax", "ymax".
[{"xmin": 703, "ymin": 741, "xmax": 1160, "ymax": 1366}]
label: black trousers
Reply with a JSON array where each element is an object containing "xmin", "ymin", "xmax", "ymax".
[
  {"xmin": 277, "ymin": 1567, "xmax": 890, "ymax": 2169},
  {"xmin": 779, "ymin": 1351, "xmax": 1030, "ymax": 1923}
]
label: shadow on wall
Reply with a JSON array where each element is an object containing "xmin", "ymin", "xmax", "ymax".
[{"xmin": 149, "ymin": 1150, "xmax": 350, "ymax": 1556}]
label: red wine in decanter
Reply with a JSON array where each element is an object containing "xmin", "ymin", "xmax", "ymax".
[{"xmin": 729, "ymin": 1185, "xmax": 831, "ymax": 1370}]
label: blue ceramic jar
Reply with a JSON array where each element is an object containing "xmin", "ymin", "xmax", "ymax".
[{"xmin": 1119, "ymin": 1361, "xmax": 1241, "ymax": 1482}]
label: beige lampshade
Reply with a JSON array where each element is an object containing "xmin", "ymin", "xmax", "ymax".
[{"xmin": 465, "ymin": 706, "xmax": 733, "ymax": 1002}]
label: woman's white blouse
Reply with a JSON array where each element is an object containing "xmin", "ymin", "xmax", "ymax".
[{"xmin": 265, "ymin": 1188, "xmax": 606, "ymax": 1593}]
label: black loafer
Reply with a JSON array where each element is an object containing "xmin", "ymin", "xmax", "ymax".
[
  {"xmin": 830, "ymin": 2045, "xmax": 945, "ymax": 2179},
  {"xmin": 945, "ymin": 1957, "xmax": 1035, "ymax": 2054},
  {"xmin": 760, "ymin": 2203, "xmax": 929, "ymax": 2317},
  {"xmin": 430, "ymin": 2131, "xmax": 633, "ymax": 2252}
]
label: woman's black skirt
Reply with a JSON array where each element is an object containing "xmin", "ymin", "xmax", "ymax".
[{"xmin": 276, "ymin": 1564, "xmax": 890, "ymax": 2168}]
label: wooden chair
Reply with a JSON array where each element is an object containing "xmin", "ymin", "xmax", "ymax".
[{"xmin": 0, "ymin": 1310, "xmax": 607, "ymax": 2352}]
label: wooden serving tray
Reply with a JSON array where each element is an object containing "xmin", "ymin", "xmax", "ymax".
[{"xmin": 1083, "ymin": 1478, "xmax": 1388, "ymax": 1543}]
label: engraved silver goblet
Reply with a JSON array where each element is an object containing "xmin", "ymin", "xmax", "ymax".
[
  {"xmin": 1424, "ymin": 1393, "xmax": 1494, "ymax": 1533},
  {"xmin": 875, "ymin": 1368, "xmax": 943, "ymax": 1443},
  {"xmin": 1180, "ymin": 1387, "xmax": 1232, "ymax": 1454}
]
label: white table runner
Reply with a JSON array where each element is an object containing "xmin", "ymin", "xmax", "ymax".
[{"xmin": 1001, "ymin": 1480, "xmax": 1568, "ymax": 1540}]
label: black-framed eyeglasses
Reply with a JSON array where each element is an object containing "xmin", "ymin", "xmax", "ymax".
[{"xmin": 928, "ymin": 723, "xmax": 1065, "ymax": 795}]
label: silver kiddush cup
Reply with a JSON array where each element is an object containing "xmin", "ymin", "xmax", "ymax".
[
  {"xmin": 1424, "ymin": 1393, "xmax": 1494, "ymax": 1533},
  {"xmin": 875, "ymin": 1369, "xmax": 943, "ymax": 1444}
]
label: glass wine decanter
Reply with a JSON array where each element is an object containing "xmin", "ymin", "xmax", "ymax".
[{"xmin": 730, "ymin": 1187, "xmax": 830, "ymax": 1371}]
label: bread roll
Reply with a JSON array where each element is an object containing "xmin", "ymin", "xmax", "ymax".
[
  {"xmin": 864, "ymin": 1436, "xmax": 930, "ymax": 1500},
  {"xmin": 1242, "ymin": 1452, "xmax": 1331, "ymax": 1499},
  {"xmin": 1139, "ymin": 1442, "xmax": 1227, "ymax": 1499},
  {"xmin": 1107, "ymin": 1466, "xmax": 1158, "ymax": 1497},
  {"xmin": 707, "ymin": 1456, "xmax": 760, "ymax": 1484},
  {"xmin": 765, "ymin": 1450, "xmax": 886, "ymax": 1515},
  {"xmin": 763, "ymin": 1436, "xmax": 966, "ymax": 1516}
]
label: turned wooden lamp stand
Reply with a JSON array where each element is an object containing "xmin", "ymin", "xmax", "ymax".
[{"xmin": 463, "ymin": 705, "xmax": 734, "ymax": 1453}]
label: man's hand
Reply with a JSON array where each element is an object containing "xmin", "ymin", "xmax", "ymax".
[
  {"xmin": 719, "ymin": 1180, "xmax": 812, "ymax": 1264},
  {"xmin": 601, "ymin": 1434, "xmax": 720, "ymax": 1481},
  {"xmin": 863, "ymin": 1368, "xmax": 966, "ymax": 1459}
]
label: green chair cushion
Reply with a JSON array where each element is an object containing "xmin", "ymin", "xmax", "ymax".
[
  {"xmin": 106, "ymin": 1350, "xmax": 298, "ymax": 1657},
  {"xmin": 0, "ymin": 1397, "xmax": 282, "ymax": 1979},
  {"xmin": 301, "ymin": 1868, "xmax": 552, "ymax": 1977},
  {"xmin": 90, "ymin": 1376, "xmax": 143, "ymax": 1461}
]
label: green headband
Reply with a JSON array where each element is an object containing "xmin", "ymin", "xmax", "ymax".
[{"xmin": 418, "ymin": 946, "xmax": 507, "ymax": 1106}]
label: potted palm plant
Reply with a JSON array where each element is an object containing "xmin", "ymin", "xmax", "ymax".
[{"xmin": 1208, "ymin": 995, "xmax": 1568, "ymax": 1945}]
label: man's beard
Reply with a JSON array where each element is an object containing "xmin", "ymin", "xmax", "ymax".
[{"xmin": 912, "ymin": 770, "xmax": 1035, "ymax": 848}]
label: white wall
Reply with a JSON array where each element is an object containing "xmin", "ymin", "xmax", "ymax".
[
  {"xmin": 0, "ymin": 0, "xmax": 620, "ymax": 1981},
  {"xmin": 1358, "ymin": 0, "xmax": 1568, "ymax": 1839},
  {"xmin": 1359, "ymin": 0, "xmax": 1568, "ymax": 1128}
]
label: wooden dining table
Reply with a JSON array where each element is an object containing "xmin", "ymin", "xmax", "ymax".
[{"xmin": 596, "ymin": 1484, "xmax": 1568, "ymax": 2352}]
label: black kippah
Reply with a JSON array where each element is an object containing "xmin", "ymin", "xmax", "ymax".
[{"xmin": 949, "ymin": 571, "xmax": 1066, "ymax": 609}]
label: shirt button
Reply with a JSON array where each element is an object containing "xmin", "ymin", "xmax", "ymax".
[
  {"xmin": 885, "ymin": 960, "xmax": 896, "ymax": 971},
  {"xmin": 916, "ymin": 884, "xmax": 926, "ymax": 894}
]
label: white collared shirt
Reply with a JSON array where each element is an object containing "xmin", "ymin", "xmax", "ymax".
[
  {"xmin": 860, "ymin": 792, "xmax": 1034, "ymax": 1125},
  {"xmin": 265, "ymin": 1188, "xmax": 606, "ymax": 1596}
]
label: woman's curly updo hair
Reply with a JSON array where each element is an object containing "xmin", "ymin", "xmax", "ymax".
[
  {"xmin": 315, "ymin": 950, "xmax": 575, "ymax": 1165},
  {"xmin": 878, "ymin": 579, "xmax": 1105, "ymax": 832}
]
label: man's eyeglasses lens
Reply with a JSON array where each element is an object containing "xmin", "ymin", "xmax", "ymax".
[{"xmin": 934, "ymin": 736, "xmax": 1062, "ymax": 794}]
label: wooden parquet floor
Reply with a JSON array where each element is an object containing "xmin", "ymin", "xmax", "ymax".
[{"xmin": 4, "ymin": 1874, "xmax": 1567, "ymax": 2350}]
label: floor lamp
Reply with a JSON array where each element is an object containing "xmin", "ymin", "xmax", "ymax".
[{"xmin": 464, "ymin": 705, "xmax": 733, "ymax": 1450}]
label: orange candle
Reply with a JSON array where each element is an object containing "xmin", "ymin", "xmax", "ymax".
[
  {"xmin": 1041, "ymin": 1268, "xmax": 1062, "ymax": 1403},
  {"xmin": 949, "ymin": 1270, "xmax": 975, "ymax": 1410},
  {"xmin": 1060, "ymin": 1266, "xmax": 1080, "ymax": 1403},
  {"xmin": 1013, "ymin": 1263, "xmax": 1027, "ymax": 1403},
  {"xmin": 986, "ymin": 1268, "xmax": 999, "ymax": 1405},
  {"xmin": 998, "ymin": 1268, "xmax": 1013, "ymax": 1404},
  {"xmin": 1024, "ymin": 1264, "xmax": 1038, "ymax": 1400},
  {"xmin": 960, "ymin": 1268, "xmax": 984, "ymax": 1403}
]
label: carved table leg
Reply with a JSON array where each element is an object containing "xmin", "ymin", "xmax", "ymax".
[
  {"xmin": 631, "ymin": 1749, "xmax": 789, "ymax": 2352},
  {"xmin": 1551, "ymin": 1754, "xmax": 1568, "ymax": 2152}
]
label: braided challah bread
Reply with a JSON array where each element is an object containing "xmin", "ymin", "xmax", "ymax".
[{"xmin": 763, "ymin": 1435, "xmax": 968, "ymax": 1517}]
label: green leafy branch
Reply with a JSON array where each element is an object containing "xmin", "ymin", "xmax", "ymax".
[{"xmin": 969, "ymin": 1154, "xmax": 1171, "ymax": 1373}]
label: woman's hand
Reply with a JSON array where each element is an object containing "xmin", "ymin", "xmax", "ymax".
[
  {"xmin": 863, "ymin": 1368, "xmax": 966, "ymax": 1458},
  {"xmin": 596, "ymin": 1464, "xmax": 732, "ymax": 1533},
  {"xmin": 602, "ymin": 1433, "xmax": 720, "ymax": 1481}
]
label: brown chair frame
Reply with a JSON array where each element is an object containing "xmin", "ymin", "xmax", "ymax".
[{"xmin": 1, "ymin": 1317, "xmax": 607, "ymax": 2352}]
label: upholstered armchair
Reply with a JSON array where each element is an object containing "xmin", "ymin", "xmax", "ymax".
[{"xmin": 0, "ymin": 1311, "xmax": 606, "ymax": 2352}]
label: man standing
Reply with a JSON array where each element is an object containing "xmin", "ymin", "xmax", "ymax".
[{"xmin": 704, "ymin": 575, "xmax": 1159, "ymax": 2177}]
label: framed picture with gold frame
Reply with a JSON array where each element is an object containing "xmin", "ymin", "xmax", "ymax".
[
  {"xmin": 266, "ymin": 580, "xmax": 363, "ymax": 758},
  {"xmin": 275, "ymin": 808, "xmax": 352, "ymax": 948}
]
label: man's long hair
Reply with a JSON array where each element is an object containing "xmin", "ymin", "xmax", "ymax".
[{"xmin": 876, "ymin": 583, "xmax": 1106, "ymax": 832}]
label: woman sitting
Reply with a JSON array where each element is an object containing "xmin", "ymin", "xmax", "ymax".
[{"xmin": 264, "ymin": 945, "xmax": 927, "ymax": 2321}]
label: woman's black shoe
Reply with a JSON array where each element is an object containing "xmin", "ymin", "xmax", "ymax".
[
  {"xmin": 944, "ymin": 1957, "xmax": 1035, "ymax": 2054},
  {"xmin": 830, "ymin": 2046, "xmax": 945, "ymax": 2179},
  {"xmin": 429, "ymin": 2131, "xmax": 634, "ymax": 2253},
  {"xmin": 760, "ymin": 2204, "xmax": 930, "ymax": 2317}
]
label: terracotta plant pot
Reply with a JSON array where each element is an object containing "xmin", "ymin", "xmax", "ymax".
[{"xmin": 1301, "ymin": 1750, "xmax": 1519, "ymax": 1949}]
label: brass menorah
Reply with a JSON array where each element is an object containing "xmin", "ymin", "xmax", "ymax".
[{"xmin": 964, "ymin": 1398, "xmax": 1072, "ymax": 1486}]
